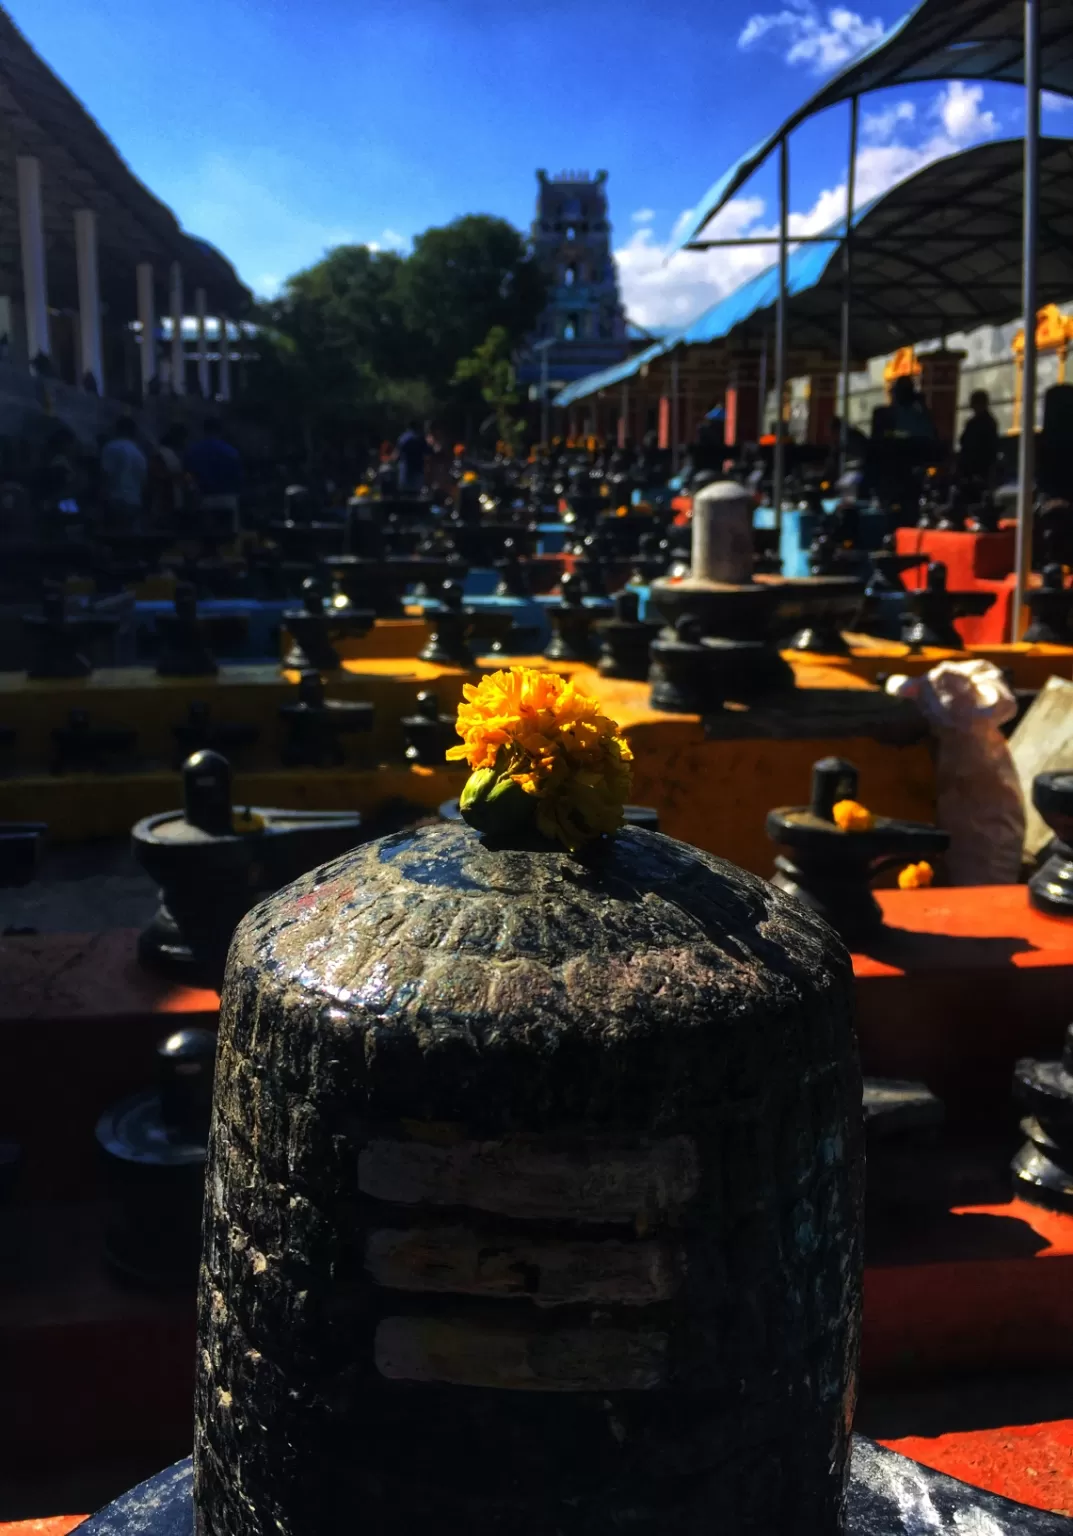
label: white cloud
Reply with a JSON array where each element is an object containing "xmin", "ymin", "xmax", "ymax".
[
  {"xmin": 631, "ymin": 208, "xmax": 656, "ymax": 224},
  {"xmin": 615, "ymin": 80, "xmax": 1001, "ymax": 330},
  {"xmin": 862, "ymin": 100, "xmax": 915, "ymax": 142},
  {"xmin": 739, "ymin": 2, "xmax": 885, "ymax": 75},
  {"xmin": 1043, "ymin": 91, "xmax": 1072, "ymax": 113},
  {"xmin": 936, "ymin": 79, "xmax": 997, "ymax": 142}
]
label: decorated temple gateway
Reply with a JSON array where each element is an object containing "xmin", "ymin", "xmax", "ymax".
[{"xmin": 7, "ymin": 0, "xmax": 1073, "ymax": 1531}]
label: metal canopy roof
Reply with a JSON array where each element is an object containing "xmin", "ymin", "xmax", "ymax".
[
  {"xmin": 679, "ymin": 0, "xmax": 1073, "ymax": 250},
  {"xmin": 0, "ymin": 5, "xmax": 250, "ymax": 319},
  {"xmin": 556, "ymin": 135, "xmax": 1073, "ymax": 406}
]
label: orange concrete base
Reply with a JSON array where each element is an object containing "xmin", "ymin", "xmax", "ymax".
[
  {"xmin": 854, "ymin": 886, "xmax": 1073, "ymax": 1120},
  {"xmin": 864, "ymin": 1199, "xmax": 1073, "ymax": 1382},
  {"xmin": 880, "ymin": 1421, "xmax": 1073, "ymax": 1516},
  {"xmin": 0, "ymin": 1521, "xmax": 86, "ymax": 1534}
]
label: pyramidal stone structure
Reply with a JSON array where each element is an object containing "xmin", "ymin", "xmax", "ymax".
[{"xmin": 517, "ymin": 169, "xmax": 631, "ymax": 394}]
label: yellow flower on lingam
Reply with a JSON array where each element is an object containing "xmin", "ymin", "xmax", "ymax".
[
  {"xmin": 832, "ymin": 799, "xmax": 875, "ymax": 832},
  {"xmin": 898, "ymin": 861, "xmax": 934, "ymax": 890},
  {"xmin": 447, "ymin": 667, "xmax": 634, "ymax": 852}
]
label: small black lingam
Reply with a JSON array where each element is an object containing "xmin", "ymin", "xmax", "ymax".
[
  {"xmin": 132, "ymin": 749, "xmax": 364, "ymax": 985},
  {"xmin": 96, "ymin": 1028, "xmax": 217, "ymax": 1288},
  {"xmin": 767, "ymin": 756, "xmax": 949, "ymax": 943},
  {"xmin": 419, "ymin": 579, "xmax": 476, "ymax": 667},
  {"xmin": 785, "ymin": 533, "xmax": 860, "ymax": 655},
  {"xmin": 1012, "ymin": 1020, "xmax": 1073, "ymax": 1212},
  {"xmin": 901, "ymin": 561, "xmax": 995, "ymax": 651},
  {"xmin": 596, "ymin": 588, "xmax": 663, "ymax": 680},
  {"xmin": 282, "ymin": 577, "xmax": 374, "ymax": 673},
  {"xmin": 278, "ymin": 671, "xmax": 374, "ymax": 768},
  {"xmin": 194, "ymin": 667, "xmax": 863, "ymax": 1534},
  {"xmin": 156, "ymin": 583, "xmax": 219, "ymax": 678},
  {"xmin": 867, "ymin": 537, "xmax": 929, "ymax": 595},
  {"xmin": 24, "ymin": 585, "xmax": 116, "ymax": 679},
  {"xmin": 544, "ymin": 570, "xmax": 598, "ymax": 661},
  {"xmin": 1028, "ymin": 771, "xmax": 1073, "ymax": 917},
  {"xmin": 172, "ymin": 702, "xmax": 260, "ymax": 768},
  {"xmin": 52, "ymin": 709, "xmax": 138, "ymax": 774},
  {"xmin": 1023, "ymin": 564, "xmax": 1073, "ymax": 645},
  {"xmin": 494, "ymin": 537, "xmax": 530, "ymax": 597},
  {"xmin": 402, "ymin": 689, "xmax": 457, "ymax": 766},
  {"xmin": 0, "ymin": 819, "xmax": 46, "ymax": 886}
]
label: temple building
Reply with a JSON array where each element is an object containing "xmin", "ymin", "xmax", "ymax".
[
  {"xmin": 516, "ymin": 170, "xmax": 632, "ymax": 398},
  {"xmin": 0, "ymin": 4, "xmax": 249, "ymax": 439}
]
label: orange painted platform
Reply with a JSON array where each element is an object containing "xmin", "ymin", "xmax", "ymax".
[
  {"xmin": 853, "ymin": 886, "xmax": 1073, "ymax": 1121},
  {"xmin": 864, "ymin": 1198, "xmax": 1073, "ymax": 1381},
  {"xmin": 880, "ymin": 1420, "xmax": 1073, "ymax": 1517}
]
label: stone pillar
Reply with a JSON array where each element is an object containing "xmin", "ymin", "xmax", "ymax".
[
  {"xmin": 169, "ymin": 261, "xmax": 185, "ymax": 395},
  {"xmin": 74, "ymin": 209, "xmax": 104, "ymax": 393},
  {"xmin": 16, "ymin": 156, "xmax": 50, "ymax": 364},
  {"xmin": 806, "ymin": 371, "xmax": 838, "ymax": 445},
  {"xmin": 195, "ymin": 287, "xmax": 210, "ymax": 398},
  {"xmin": 918, "ymin": 348, "xmax": 966, "ymax": 447},
  {"xmin": 724, "ymin": 358, "xmax": 761, "ymax": 447},
  {"xmin": 692, "ymin": 478, "xmax": 754, "ymax": 583},
  {"xmin": 136, "ymin": 262, "xmax": 157, "ymax": 394},
  {"xmin": 218, "ymin": 315, "xmax": 232, "ymax": 402}
]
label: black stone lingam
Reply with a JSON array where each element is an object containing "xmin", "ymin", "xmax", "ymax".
[
  {"xmin": 282, "ymin": 577, "xmax": 374, "ymax": 673},
  {"xmin": 0, "ymin": 820, "xmax": 46, "ymax": 886},
  {"xmin": 419, "ymin": 579, "xmax": 475, "ymax": 667},
  {"xmin": 866, "ymin": 538, "xmax": 928, "ymax": 594},
  {"xmin": 785, "ymin": 533, "xmax": 859, "ymax": 655},
  {"xmin": 1023, "ymin": 564, "xmax": 1073, "ymax": 645},
  {"xmin": 278, "ymin": 671, "xmax": 374, "ymax": 768},
  {"xmin": 901, "ymin": 561, "xmax": 996, "ymax": 651},
  {"xmin": 934, "ymin": 485, "xmax": 969, "ymax": 532},
  {"xmin": 23, "ymin": 584, "xmax": 117, "ymax": 679},
  {"xmin": 572, "ymin": 535, "xmax": 613, "ymax": 602},
  {"xmin": 545, "ymin": 570, "xmax": 598, "ymax": 662},
  {"xmin": 852, "ymin": 541, "xmax": 930, "ymax": 640},
  {"xmin": 767, "ymin": 757, "xmax": 949, "ymax": 944},
  {"xmin": 402, "ymin": 689, "xmax": 456, "ymax": 767},
  {"xmin": 132, "ymin": 749, "xmax": 364, "ymax": 984},
  {"xmin": 494, "ymin": 538, "xmax": 530, "ymax": 597},
  {"xmin": 51, "ymin": 709, "xmax": 138, "ymax": 774},
  {"xmin": 647, "ymin": 481, "xmax": 792, "ymax": 708},
  {"xmin": 596, "ymin": 588, "xmax": 663, "ymax": 680},
  {"xmin": 628, "ymin": 531, "xmax": 670, "ymax": 585},
  {"xmin": 156, "ymin": 583, "xmax": 218, "ymax": 678},
  {"xmin": 96, "ymin": 1028, "xmax": 217, "ymax": 1289},
  {"xmin": 194, "ymin": 819, "xmax": 862, "ymax": 1536},
  {"xmin": 1028, "ymin": 771, "xmax": 1073, "ymax": 918},
  {"xmin": 1012, "ymin": 1020, "xmax": 1073, "ymax": 1213},
  {"xmin": 172, "ymin": 702, "xmax": 260, "ymax": 768}
]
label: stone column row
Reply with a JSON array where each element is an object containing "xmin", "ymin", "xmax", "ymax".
[{"xmin": 14, "ymin": 153, "xmax": 234, "ymax": 401}]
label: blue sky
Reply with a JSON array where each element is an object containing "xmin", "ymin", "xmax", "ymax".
[{"xmin": 10, "ymin": 0, "xmax": 1068, "ymax": 326}]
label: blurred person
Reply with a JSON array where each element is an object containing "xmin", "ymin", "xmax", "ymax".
[
  {"xmin": 185, "ymin": 417, "xmax": 243, "ymax": 537},
  {"xmin": 958, "ymin": 390, "xmax": 1000, "ymax": 483},
  {"xmin": 395, "ymin": 419, "xmax": 432, "ymax": 496},
  {"xmin": 100, "ymin": 415, "xmax": 147, "ymax": 529}
]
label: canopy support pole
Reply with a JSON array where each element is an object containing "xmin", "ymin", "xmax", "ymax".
[
  {"xmin": 773, "ymin": 135, "xmax": 789, "ymax": 530},
  {"xmin": 840, "ymin": 96, "xmax": 859, "ymax": 472},
  {"xmin": 1013, "ymin": 0, "xmax": 1041, "ymax": 642}
]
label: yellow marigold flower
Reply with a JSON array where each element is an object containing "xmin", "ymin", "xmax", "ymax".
[
  {"xmin": 461, "ymin": 471, "xmax": 479, "ymax": 484},
  {"xmin": 898, "ymin": 860, "xmax": 934, "ymax": 890},
  {"xmin": 232, "ymin": 808, "xmax": 266, "ymax": 835},
  {"xmin": 832, "ymin": 799, "xmax": 875, "ymax": 832},
  {"xmin": 448, "ymin": 668, "xmax": 634, "ymax": 852},
  {"xmin": 353, "ymin": 483, "xmax": 371, "ymax": 498}
]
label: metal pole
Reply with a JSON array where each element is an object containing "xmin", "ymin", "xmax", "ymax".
[
  {"xmin": 840, "ymin": 97, "xmax": 859, "ymax": 472},
  {"xmin": 1012, "ymin": 0, "xmax": 1040, "ymax": 642},
  {"xmin": 540, "ymin": 342, "xmax": 549, "ymax": 448},
  {"xmin": 773, "ymin": 135, "xmax": 789, "ymax": 529},
  {"xmin": 671, "ymin": 353, "xmax": 681, "ymax": 474}
]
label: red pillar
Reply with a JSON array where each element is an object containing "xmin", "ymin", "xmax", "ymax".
[
  {"xmin": 724, "ymin": 359, "xmax": 761, "ymax": 447},
  {"xmin": 806, "ymin": 372, "xmax": 839, "ymax": 445},
  {"xmin": 657, "ymin": 394, "xmax": 671, "ymax": 450},
  {"xmin": 918, "ymin": 349, "xmax": 966, "ymax": 447}
]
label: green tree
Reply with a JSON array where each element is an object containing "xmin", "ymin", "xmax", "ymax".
[
  {"xmin": 398, "ymin": 215, "xmax": 547, "ymax": 394},
  {"xmin": 452, "ymin": 326, "xmax": 526, "ymax": 452}
]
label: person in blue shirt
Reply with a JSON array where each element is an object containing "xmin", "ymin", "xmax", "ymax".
[
  {"xmin": 185, "ymin": 417, "xmax": 243, "ymax": 536},
  {"xmin": 395, "ymin": 420, "xmax": 431, "ymax": 496}
]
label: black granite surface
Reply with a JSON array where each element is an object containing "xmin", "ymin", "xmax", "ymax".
[{"xmin": 75, "ymin": 1439, "xmax": 1073, "ymax": 1534}]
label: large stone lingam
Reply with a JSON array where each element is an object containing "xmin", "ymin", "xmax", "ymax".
[{"xmin": 194, "ymin": 667, "xmax": 863, "ymax": 1536}]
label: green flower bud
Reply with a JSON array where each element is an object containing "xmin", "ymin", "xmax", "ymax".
[{"xmin": 459, "ymin": 764, "xmax": 536, "ymax": 838}]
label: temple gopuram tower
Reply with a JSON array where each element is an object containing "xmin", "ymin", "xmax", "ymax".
[{"xmin": 517, "ymin": 169, "xmax": 630, "ymax": 398}]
